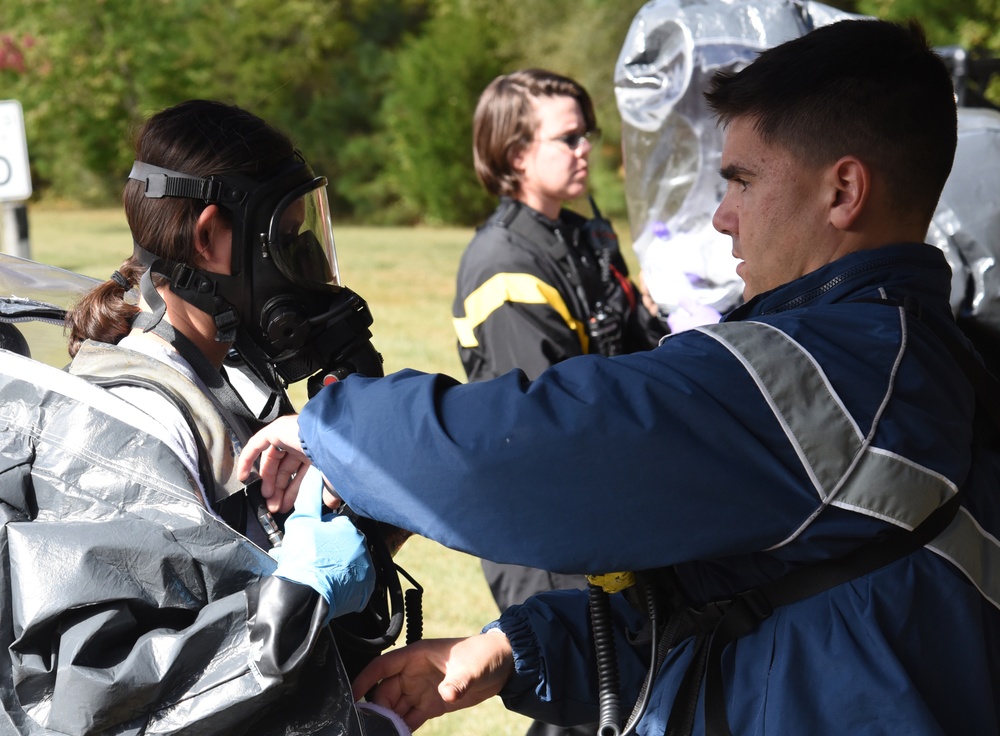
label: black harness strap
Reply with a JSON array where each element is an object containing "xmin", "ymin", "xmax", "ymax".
[
  {"xmin": 126, "ymin": 314, "xmax": 292, "ymax": 537},
  {"xmin": 686, "ymin": 491, "xmax": 961, "ymax": 736},
  {"xmin": 132, "ymin": 312, "xmax": 289, "ymax": 428},
  {"xmin": 665, "ymin": 298, "xmax": 995, "ymax": 736}
]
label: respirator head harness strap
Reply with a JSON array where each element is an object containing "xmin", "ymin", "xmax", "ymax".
[
  {"xmin": 128, "ymin": 160, "xmax": 254, "ymax": 340},
  {"xmin": 132, "ymin": 241, "xmax": 243, "ymax": 342},
  {"xmin": 127, "ymin": 157, "xmax": 340, "ymax": 358},
  {"xmin": 127, "ymin": 157, "xmax": 382, "ymax": 388},
  {"xmin": 129, "ymin": 160, "xmax": 249, "ymax": 206}
]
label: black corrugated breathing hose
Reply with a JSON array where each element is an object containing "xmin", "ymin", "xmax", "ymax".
[
  {"xmin": 590, "ymin": 575, "xmax": 663, "ymax": 736},
  {"xmin": 589, "ymin": 583, "xmax": 623, "ymax": 736}
]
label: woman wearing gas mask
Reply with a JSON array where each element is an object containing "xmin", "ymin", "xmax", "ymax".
[{"xmin": 0, "ymin": 100, "xmax": 394, "ymax": 735}]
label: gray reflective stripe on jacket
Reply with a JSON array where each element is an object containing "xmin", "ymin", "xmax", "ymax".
[
  {"xmin": 697, "ymin": 312, "xmax": 1000, "ymax": 609},
  {"xmin": 68, "ymin": 339, "xmax": 247, "ymax": 505}
]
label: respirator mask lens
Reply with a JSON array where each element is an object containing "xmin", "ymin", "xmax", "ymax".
[{"xmin": 267, "ymin": 178, "xmax": 341, "ymax": 288}]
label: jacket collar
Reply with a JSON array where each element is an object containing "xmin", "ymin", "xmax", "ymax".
[{"xmin": 727, "ymin": 243, "xmax": 952, "ymax": 321}]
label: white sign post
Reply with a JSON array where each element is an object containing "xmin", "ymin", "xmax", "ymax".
[{"xmin": 0, "ymin": 100, "xmax": 32, "ymax": 259}]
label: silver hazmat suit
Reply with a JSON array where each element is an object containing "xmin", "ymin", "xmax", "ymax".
[
  {"xmin": 0, "ymin": 254, "xmax": 401, "ymax": 736},
  {"xmin": 615, "ymin": 0, "xmax": 1000, "ymax": 338}
]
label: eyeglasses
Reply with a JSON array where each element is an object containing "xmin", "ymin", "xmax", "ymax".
[{"xmin": 547, "ymin": 128, "xmax": 602, "ymax": 152}]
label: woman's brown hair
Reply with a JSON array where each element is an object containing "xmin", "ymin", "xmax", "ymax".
[
  {"xmin": 473, "ymin": 69, "xmax": 596, "ymax": 198},
  {"xmin": 66, "ymin": 99, "xmax": 295, "ymax": 356}
]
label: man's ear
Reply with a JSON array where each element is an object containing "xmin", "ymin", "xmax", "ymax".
[
  {"xmin": 828, "ymin": 156, "xmax": 870, "ymax": 231},
  {"xmin": 193, "ymin": 205, "xmax": 231, "ymax": 274}
]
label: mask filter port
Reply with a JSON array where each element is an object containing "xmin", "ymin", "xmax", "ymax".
[{"xmin": 262, "ymin": 296, "xmax": 309, "ymax": 351}]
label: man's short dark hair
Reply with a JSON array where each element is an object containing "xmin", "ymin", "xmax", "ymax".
[{"xmin": 705, "ymin": 19, "xmax": 957, "ymax": 224}]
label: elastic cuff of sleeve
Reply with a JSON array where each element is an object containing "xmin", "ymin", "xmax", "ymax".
[
  {"xmin": 485, "ymin": 608, "xmax": 542, "ymax": 700},
  {"xmin": 248, "ymin": 576, "xmax": 329, "ymax": 679}
]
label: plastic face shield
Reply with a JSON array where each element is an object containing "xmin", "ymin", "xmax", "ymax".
[{"xmin": 267, "ymin": 178, "xmax": 341, "ymax": 289}]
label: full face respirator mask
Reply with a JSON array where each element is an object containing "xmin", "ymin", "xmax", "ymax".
[
  {"xmin": 128, "ymin": 159, "xmax": 410, "ymax": 677},
  {"xmin": 128, "ymin": 155, "xmax": 383, "ymax": 392}
]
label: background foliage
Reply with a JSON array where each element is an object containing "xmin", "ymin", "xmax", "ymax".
[{"xmin": 1, "ymin": 0, "xmax": 997, "ymax": 225}]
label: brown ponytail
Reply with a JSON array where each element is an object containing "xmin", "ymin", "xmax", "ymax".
[{"xmin": 66, "ymin": 260, "xmax": 144, "ymax": 357}]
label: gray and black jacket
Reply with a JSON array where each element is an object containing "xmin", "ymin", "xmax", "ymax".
[{"xmin": 452, "ymin": 198, "xmax": 665, "ymax": 382}]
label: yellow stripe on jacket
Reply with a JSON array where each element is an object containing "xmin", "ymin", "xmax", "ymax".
[{"xmin": 453, "ymin": 272, "xmax": 589, "ymax": 352}]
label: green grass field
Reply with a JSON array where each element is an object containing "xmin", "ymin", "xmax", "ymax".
[{"xmin": 24, "ymin": 206, "xmax": 535, "ymax": 736}]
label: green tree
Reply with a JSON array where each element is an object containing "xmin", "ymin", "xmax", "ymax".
[
  {"xmin": 0, "ymin": 0, "xmax": 429, "ymax": 213},
  {"xmin": 378, "ymin": 0, "xmax": 510, "ymax": 225},
  {"xmin": 857, "ymin": 0, "xmax": 1000, "ymax": 104},
  {"xmin": 493, "ymin": 0, "xmax": 649, "ymax": 220},
  {"xmin": 375, "ymin": 0, "xmax": 649, "ymax": 224},
  {"xmin": 185, "ymin": 0, "xmax": 431, "ymax": 222},
  {"xmin": 9, "ymin": 0, "xmax": 991, "ymax": 224},
  {"xmin": 0, "ymin": 0, "xmax": 194, "ymax": 202},
  {"xmin": 302, "ymin": 1, "xmax": 432, "ymax": 222}
]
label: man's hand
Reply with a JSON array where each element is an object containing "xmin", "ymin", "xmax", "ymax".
[
  {"xmin": 238, "ymin": 414, "xmax": 310, "ymax": 514},
  {"xmin": 352, "ymin": 631, "xmax": 515, "ymax": 732}
]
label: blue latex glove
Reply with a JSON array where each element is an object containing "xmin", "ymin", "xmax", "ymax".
[{"xmin": 271, "ymin": 466, "xmax": 375, "ymax": 624}]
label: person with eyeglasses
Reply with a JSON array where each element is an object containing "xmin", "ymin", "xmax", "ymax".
[
  {"xmin": 450, "ymin": 68, "xmax": 666, "ymax": 736},
  {"xmin": 455, "ymin": 68, "xmax": 665, "ymax": 386}
]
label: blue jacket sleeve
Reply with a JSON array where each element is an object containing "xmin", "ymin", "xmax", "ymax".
[
  {"xmin": 483, "ymin": 589, "xmax": 650, "ymax": 727},
  {"xmin": 298, "ymin": 294, "xmax": 972, "ymax": 581},
  {"xmin": 297, "ymin": 331, "xmax": 825, "ymax": 575}
]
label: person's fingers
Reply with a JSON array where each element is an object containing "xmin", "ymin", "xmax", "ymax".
[
  {"xmin": 268, "ymin": 462, "xmax": 309, "ymax": 514},
  {"xmin": 353, "ymin": 647, "xmax": 416, "ymax": 700},
  {"xmin": 401, "ymin": 704, "xmax": 435, "ymax": 732},
  {"xmin": 368, "ymin": 675, "xmax": 403, "ymax": 710},
  {"xmin": 236, "ymin": 429, "xmax": 270, "ymax": 481},
  {"xmin": 256, "ymin": 444, "xmax": 289, "ymax": 499},
  {"xmin": 236, "ymin": 415, "xmax": 304, "ymax": 482},
  {"xmin": 352, "ymin": 641, "xmax": 460, "ymax": 732},
  {"xmin": 370, "ymin": 676, "xmax": 444, "ymax": 731},
  {"xmin": 438, "ymin": 677, "xmax": 466, "ymax": 704},
  {"xmin": 354, "ymin": 635, "xmax": 512, "ymax": 733}
]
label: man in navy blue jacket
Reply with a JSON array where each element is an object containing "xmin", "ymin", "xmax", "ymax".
[{"xmin": 240, "ymin": 19, "xmax": 999, "ymax": 735}]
